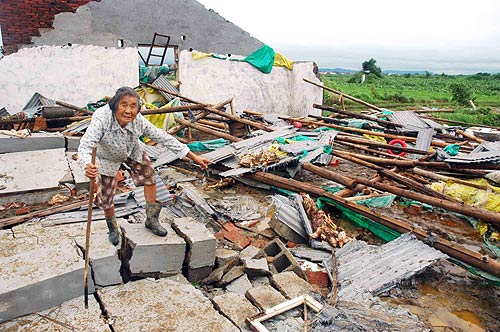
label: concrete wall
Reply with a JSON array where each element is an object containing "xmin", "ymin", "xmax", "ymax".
[
  {"xmin": 178, "ymin": 51, "xmax": 323, "ymax": 117},
  {"xmin": 26, "ymin": 0, "xmax": 263, "ymax": 56},
  {"xmin": 0, "ymin": 45, "xmax": 138, "ymax": 113}
]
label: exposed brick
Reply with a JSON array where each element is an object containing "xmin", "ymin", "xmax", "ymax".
[{"xmin": 0, "ymin": 0, "xmax": 94, "ymax": 53}]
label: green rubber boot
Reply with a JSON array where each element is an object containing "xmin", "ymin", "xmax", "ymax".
[
  {"xmin": 145, "ymin": 201, "xmax": 167, "ymax": 236},
  {"xmin": 105, "ymin": 216, "xmax": 120, "ymax": 246}
]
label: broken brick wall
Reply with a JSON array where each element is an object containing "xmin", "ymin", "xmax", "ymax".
[
  {"xmin": 1, "ymin": 0, "xmax": 263, "ymax": 57},
  {"xmin": 0, "ymin": 0, "xmax": 94, "ymax": 54}
]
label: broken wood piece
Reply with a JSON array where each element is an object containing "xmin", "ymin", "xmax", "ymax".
[
  {"xmin": 245, "ymin": 171, "xmax": 500, "ymax": 277},
  {"xmin": 204, "ymin": 106, "xmax": 273, "ymax": 132},
  {"xmin": 140, "ymin": 103, "xmax": 205, "ymax": 115},
  {"xmin": 313, "ymin": 104, "xmax": 403, "ymax": 128},
  {"xmin": 331, "ymin": 150, "xmax": 456, "ymax": 201},
  {"xmin": 55, "ymin": 100, "xmax": 93, "ymax": 116},
  {"xmin": 456, "ymin": 129, "xmax": 484, "ymax": 144},
  {"xmin": 247, "ymin": 295, "xmax": 323, "ymax": 332},
  {"xmin": 335, "ymin": 135, "xmax": 429, "ymax": 155},
  {"xmin": 303, "ymin": 78, "xmax": 384, "ymax": 112},
  {"xmin": 412, "ymin": 167, "xmax": 491, "ymax": 191},
  {"xmin": 174, "ymin": 117, "xmax": 241, "ymax": 142}
]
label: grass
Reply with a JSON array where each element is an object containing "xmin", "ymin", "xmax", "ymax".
[{"xmin": 320, "ymin": 73, "xmax": 500, "ymax": 126}]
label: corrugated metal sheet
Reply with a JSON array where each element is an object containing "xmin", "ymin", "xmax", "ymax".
[
  {"xmin": 126, "ymin": 175, "xmax": 175, "ymax": 207},
  {"xmin": 472, "ymin": 141, "xmax": 500, "ymax": 153},
  {"xmin": 151, "ymin": 75, "xmax": 192, "ymax": 106},
  {"xmin": 22, "ymin": 92, "xmax": 57, "ymax": 115},
  {"xmin": 333, "ymin": 233, "xmax": 447, "ymax": 302},
  {"xmin": 388, "ymin": 111, "xmax": 428, "ymax": 128},
  {"xmin": 62, "ymin": 119, "xmax": 91, "ymax": 134},
  {"xmin": 0, "ymin": 107, "xmax": 10, "ymax": 118},
  {"xmin": 445, "ymin": 150, "xmax": 500, "ymax": 164},
  {"xmin": 272, "ymin": 194, "xmax": 309, "ymax": 240},
  {"xmin": 279, "ymin": 140, "xmax": 324, "ymax": 154}
]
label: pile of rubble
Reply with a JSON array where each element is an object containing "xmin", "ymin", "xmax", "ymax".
[{"xmin": 1, "ymin": 75, "xmax": 500, "ymax": 331}]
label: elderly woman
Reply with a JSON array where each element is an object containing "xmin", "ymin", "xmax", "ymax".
[{"xmin": 79, "ymin": 87, "xmax": 210, "ymax": 245}]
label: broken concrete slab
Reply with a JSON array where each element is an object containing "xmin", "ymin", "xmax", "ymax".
[
  {"xmin": 75, "ymin": 228, "xmax": 122, "ymax": 287},
  {"xmin": 203, "ymin": 258, "xmax": 239, "ymax": 285},
  {"xmin": 0, "ymin": 243, "xmax": 95, "ymax": 322},
  {"xmin": 221, "ymin": 266, "xmax": 245, "ymax": 285},
  {"xmin": 121, "ymin": 222, "xmax": 185, "ymax": 276},
  {"xmin": 0, "ymin": 132, "xmax": 65, "ymax": 154},
  {"xmin": 240, "ymin": 245, "xmax": 263, "ymax": 260},
  {"xmin": 271, "ymin": 271, "xmax": 316, "ymax": 299},
  {"xmin": 212, "ymin": 292, "xmax": 259, "ymax": 331},
  {"xmin": 215, "ymin": 247, "xmax": 240, "ymax": 267},
  {"xmin": 0, "ymin": 295, "xmax": 110, "ymax": 331},
  {"xmin": 226, "ymin": 274, "xmax": 253, "ymax": 296},
  {"xmin": 335, "ymin": 233, "xmax": 448, "ymax": 303},
  {"xmin": 171, "ymin": 217, "xmax": 216, "ymax": 269},
  {"xmin": 312, "ymin": 301, "xmax": 428, "ymax": 332},
  {"xmin": 0, "ymin": 148, "xmax": 69, "ymax": 204},
  {"xmin": 243, "ymin": 257, "xmax": 271, "ymax": 277},
  {"xmin": 66, "ymin": 152, "xmax": 90, "ymax": 188},
  {"xmin": 98, "ymin": 278, "xmax": 239, "ymax": 332},
  {"xmin": 246, "ymin": 284, "xmax": 287, "ymax": 311}
]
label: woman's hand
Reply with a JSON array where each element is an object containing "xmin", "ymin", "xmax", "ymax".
[
  {"xmin": 85, "ymin": 163, "xmax": 99, "ymax": 179},
  {"xmin": 191, "ymin": 155, "xmax": 212, "ymax": 170}
]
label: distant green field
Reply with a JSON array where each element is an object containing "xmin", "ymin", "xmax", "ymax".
[{"xmin": 320, "ymin": 73, "xmax": 500, "ymax": 109}]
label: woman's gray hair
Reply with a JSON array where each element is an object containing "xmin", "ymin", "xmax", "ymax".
[{"xmin": 108, "ymin": 86, "xmax": 141, "ymax": 114}]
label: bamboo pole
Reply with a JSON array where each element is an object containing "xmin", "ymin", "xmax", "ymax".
[
  {"xmin": 421, "ymin": 115, "xmax": 500, "ymax": 131},
  {"xmin": 313, "ymin": 104, "xmax": 402, "ymax": 128},
  {"xmin": 245, "ymin": 171, "xmax": 500, "ymax": 277},
  {"xmin": 335, "ymin": 135, "xmax": 430, "ymax": 155},
  {"xmin": 303, "ymin": 78, "xmax": 385, "ymax": 112},
  {"xmin": 56, "ymin": 100, "xmax": 94, "ymax": 116},
  {"xmin": 174, "ymin": 117, "xmax": 242, "ymax": 142},
  {"xmin": 140, "ymin": 104, "xmax": 205, "ymax": 115},
  {"xmin": 412, "ymin": 167, "xmax": 490, "ymax": 191},
  {"xmin": 279, "ymin": 115, "xmax": 459, "ymax": 149}
]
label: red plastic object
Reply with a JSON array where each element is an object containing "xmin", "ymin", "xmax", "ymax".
[
  {"xmin": 387, "ymin": 139, "xmax": 407, "ymax": 157},
  {"xmin": 293, "ymin": 121, "xmax": 303, "ymax": 128}
]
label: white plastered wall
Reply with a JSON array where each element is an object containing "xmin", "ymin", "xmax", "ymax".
[
  {"xmin": 0, "ymin": 45, "xmax": 138, "ymax": 113},
  {"xmin": 178, "ymin": 50, "xmax": 323, "ymax": 116}
]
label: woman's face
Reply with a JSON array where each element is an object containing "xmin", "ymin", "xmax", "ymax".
[{"xmin": 115, "ymin": 94, "xmax": 139, "ymax": 127}]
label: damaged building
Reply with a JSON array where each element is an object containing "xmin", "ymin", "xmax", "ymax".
[{"xmin": 1, "ymin": 1, "xmax": 499, "ymax": 332}]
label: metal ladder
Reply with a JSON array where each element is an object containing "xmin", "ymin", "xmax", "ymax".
[{"xmin": 145, "ymin": 32, "xmax": 171, "ymax": 66}]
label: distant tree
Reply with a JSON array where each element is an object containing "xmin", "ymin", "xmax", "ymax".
[
  {"xmin": 424, "ymin": 71, "xmax": 432, "ymax": 78},
  {"xmin": 450, "ymin": 83, "xmax": 474, "ymax": 106},
  {"xmin": 362, "ymin": 58, "xmax": 382, "ymax": 77}
]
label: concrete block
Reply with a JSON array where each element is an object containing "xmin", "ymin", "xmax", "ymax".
[
  {"xmin": 263, "ymin": 238, "xmax": 304, "ymax": 278},
  {"xmin": 188, "ymin": 265, "xmax": 213, "ymax": 283},
  {"xmin": 271, "ymin": 271, "xmax": 316, "ymax": 299},
  {"xmin": 246, "ymin": 284, "xmax": 287, "ymax": 311},
  {"xmin": 215, "ymin": 248, "xmax": 239, "ymax": 268},
  {"xmin": 0, "ymin": 295, "xmax": 110, "ymax": 331},
  {"xmin": 66, "ymin": 136, "xmax": 81, "ymax": 152},
  {"xmin": 75, "ymin": 225, "xmax": 122, "ymax": 287},
  {"xmin": 226, "ymin": 274, "xmax": 253, "ymax": 296},
  {"xmin": 243, "ymin": 257, "xmax": 270, "ymax": 277},
  {"xmin": 240, "ymin": 245, "xmax": 263, "ymax": 260},
  {"xmin": 0, "ymin": 132, "xmax": 65, "ymax": 154},
  {"xmin": 171, "ymin": 217, "xmax": 216, "ymax": 268},
  {"xmin": 121, "ymin": 222, "xmax": 185, "ymax": 276},
  {"xmin": 98, "ymin": 278, "xmax": 239, "ymax": 332},
  {"xmin": 212, "ymin": 292, "xmax": 259, "ymax": 330},
  {"xmin": 0, "ymin": 244, "xmax": 95, "ymax": 322},
  {"xmin": 221, "ymin": 266, "xmax": 245, "ymax": 285}
]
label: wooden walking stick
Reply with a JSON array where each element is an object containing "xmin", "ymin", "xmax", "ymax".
[{"xmin": 84, "ymin": 144, "xmax": 97, "ymax": 308}]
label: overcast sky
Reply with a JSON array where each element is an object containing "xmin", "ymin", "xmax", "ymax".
[{"xmin": 198, "ymin": 0, "xmax": 500, "ymax": 74}]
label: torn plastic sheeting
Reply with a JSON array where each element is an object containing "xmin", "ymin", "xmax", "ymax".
[
  {"xmin": 187, "ymin": 138, "xmax": 229, "ymax": 152},
  {"xmin": 429, "ymin": 179, "xmax": 500, "ymax": 212}
]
